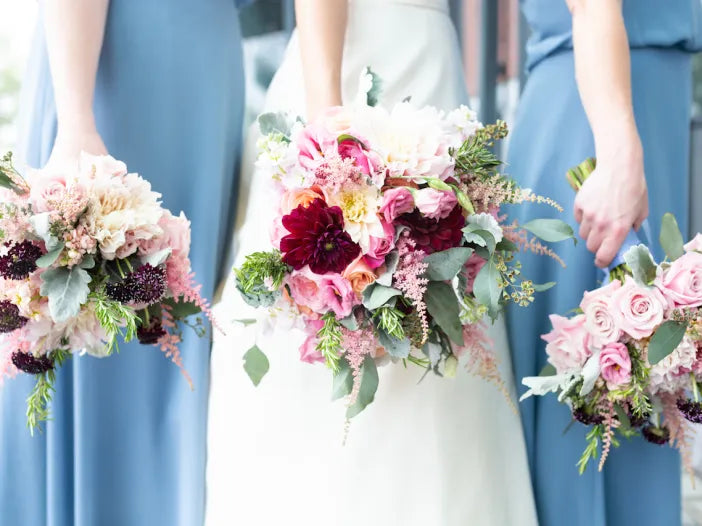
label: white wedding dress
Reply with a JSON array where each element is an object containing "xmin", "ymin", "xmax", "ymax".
[{"xmin": 206, "ymin": 1, "xmax": 538, "ymax": 525}]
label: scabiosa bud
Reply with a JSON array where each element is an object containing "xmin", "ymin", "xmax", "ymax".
[
  {"xmin": 628, "ymin": 412, "xmax": 650, "ymax": 429},
  {"xmin": 105, "ymin": 281, "xmax": 136, "ymax": 304},
  {"xmin": 0, "ymin": 300, "xmax": 28, "ymax": 333},
  {"xmin": 128, "ymin": 264, "xmax": 167, "ymax": 305},
  {"xmin": 572, "ymin": 406, "xmax": 604, "ymax": 426},
  {"xmin": 0, "ymin": 241, "xmax": 43, "ymax": 280},
  {"xmin": 677, "ymin": 399, "xmax": 702, "ymax": 424},
  {"xmin": 641, "ymin": 424, "xmax": 670, "ymax": 445},
  {"xmin": 137, "ymin": 318, "xmax": 167, "ymax": 345},
  {"xmin": 11, "ymin": 351, "xmax": 54, "ymax": 375}
]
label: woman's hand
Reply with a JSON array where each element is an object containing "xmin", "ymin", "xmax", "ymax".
[
  {"xmin": 44, "ymin": 124, "xmax": 108, "ymax": 173},
  {"xmin": 574, "ymin": 125, "xmax": 648, "ymax": 268}
]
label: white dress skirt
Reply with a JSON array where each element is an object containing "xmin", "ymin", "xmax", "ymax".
[{"xmin": 206, "ymin": 1, "xmax": 538, "ymax": 524}]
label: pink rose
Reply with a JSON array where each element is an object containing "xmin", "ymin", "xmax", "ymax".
[
  {"xmin": 27, "ymin": 171, "xmax": 68, "ymax": 214},
  {"xmin": 299, "ymin": 318, "xmax": 325, "ymax": 364},
  {"xmin": 599, "ymin": 342, "xmax": 632, "ymax": 387},
  {"xmin": 542, "ymin": 314, "xmax": 592, "ymax": 373},
  {"xmin": 269, "ymin": 217, "xmax": 288, "ymax": 250},
  {"xmin": 338, "ymin": 137, "xmax": 374, "ymax": 175},
  {"xmin": 656, "ymin": 251, "xmax": 702, "ymax": 308},
  {"xmin": 414, "ymin": 188, "xmax": 458, "ymax": 220},
  {"xmin": 287, "ymin": 271, "xmax": 326, "ymax": 312},
  {"xmin": 364, "ymin": 220, "xmax": 395, "ymax": 269},
  {"xmin": 463, "ymin": 253, "xmax": 487, "ymax": 295},
  {"xmin": 379, "ymin": 187, "xmax": 414, "ymax": 222},
  {"xmin": 685, "ymin": 233, "xmax": 702, "ymax": 253},
  {"xmin": 296, "ymin": 123, "xmax": 336, "ymax": 171},
  {"xmin": 611, "ymin": 280, "xmax": 667, "ymax": 340},
  {"xmin": 580, "ymin": 280, "xmax": 622, "ymax": 346},
  {"xmin": 319, "ymin": 274, "xmax": 357, "ymax": 318},
  {"xmin": 342, "ymin": 256, "xmax": 377, "ymax": 296}
]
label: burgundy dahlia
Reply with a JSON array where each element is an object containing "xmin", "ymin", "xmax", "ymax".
[
  {"xmin": 677, "ymin": 398, "xmax": 702, "ymax": 424},
  {"xmin": 396, "ymin": 205, "xmax": 464, "ymax": 254},
  {"xmin": 0, "ymin": 300, "xmax": 28, "ymax": 333},
  {"xmin": 128, "ymin": 264, "xmax": 167, "ymax": 305},
  {"xmin": 280, "ymin": 198, "xmax": 360, "ymax": 274},
  {"xmin": 641, "ymin": 424, "xmax": 670, "ymax": 445},
  {"xmin": 0, "ymin": 241, "xmax": 43, "ymax": 280},
  {"xmin": 11, "ymin": 351, "xmax": 54, "ymax": 375},
  {"xmin": 137, "ymin": 318, "xmax": 167, "ymax": 345}
]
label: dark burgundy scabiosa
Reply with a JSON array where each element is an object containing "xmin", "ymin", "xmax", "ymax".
[
  {"xmin": 641, "ymin": 424, "xmax": 670, "ymax": 445},
  {"xmin": 0, "ymin": 300, "xmax": 28, "ymax": 333},
  {"xmin": 396, "ymin": 205, "xmax": 465, "ymax": 254},
  {"xmin": 0, "ymin": 241, "xmax": 43, "ymax": 280},
  {"xmin": 572, "ymin": 407, "xmax": 604, "ymax": 426},
  {"xmin": 280, "ymin": 198, "xmax": 361, "ymax": 274},
  {"xmin": 11, "ymin": 351, "xmax": 54, "ymax": 375},
  {"xmin": 128, "ymin": 264, "xmax": 167, "ymax": 305},
  {"xmin": 137, "ymin": 318, "xmax": 167, "ymax": 345},
  {"xmin": 677, "ymin": 398, "xmax": 702, "ymax": 424},
  {"xmin": 105, "ymin": 280, "xmax": 136, "ymax": 304}
]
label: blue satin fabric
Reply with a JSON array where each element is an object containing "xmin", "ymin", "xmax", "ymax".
[
  {"xmin": 508, "ymin": 3, "xmax": 700, "ymax": 524},
  {"xmin": 0, "ymin": 2, "xmax": 244, "ymax": 525}
]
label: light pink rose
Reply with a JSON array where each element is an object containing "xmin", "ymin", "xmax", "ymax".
[
  {"xmin": 685, "ymin": 234, "xmax": 702, "ymax": 253},
  {"xmin": 580, "ymin": 280, "xmax": 622, "ymax": 346},
  {"xmin": 299, "ymin": 318, "xmax": 325, "ymax": 364},
  {"xmin": 379, "ymin": 187, "xmax": 414, "ymax": 222},
  {"xmin": 364, "ymin": 220, "xmax": 395, "ymax": 269},
  {"xmin": 414, "ymin": 188, "xmax": 457, "ymax": 220},
  {"xmin": 319, "ymin": 274, "xmax": 357, "ymax": 318},
  {"xmin": 27, "ymin": 171, "xmax": 68, "ymax": 214},
  {"xmin": 599, "ymin": 342, "xmax": 632, "ymax": 386},
  {"xmin": 463, "ymin": 253, "xmax": 487, "ymax": 295},
  {"xmin": 338, "ymin": 137, "xmax": 374, "ymax": 175},
  {"xmin": 287, "ymin": 271, "xmax": 326, "ymax": 313},
  {"xmin": 296, "ymin": 123, "xmax": 336, "ymax": 171},
  {"xmin": 542, "ymin": 314, "xmax": 592, "ymax": 374},
  {"xmin": 611, "ymin": 280, "xmax": 667, "ymax": 340},
  {"xmin": 269, "ymin": 217, "xmax": 288, "ymax": 250},
  {"xmin": 656, "ymin": 251, "xmax": 702, "ymax": 309}
]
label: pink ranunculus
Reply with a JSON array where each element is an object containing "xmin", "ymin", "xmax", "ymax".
[
  {"xmin": 338, "ymin": 137, "xmax": 373, "ymax": 175},
  {"xmin": 364, "ymin": 220, "xmax": 395, "ymax": 269},
  {"xmin": 463, "ymin": 253, "xmax": 487, "ymax": 295},
  {"xmin": 612, "ymin": 280, "xmax": 667, "ymax": 340},
  {"xmin": 379, "ymin": 187, "xmax": 414, "ymax": 222},
  {"xmin": 414, "ymin": 188, "xmax": 458, "ymax": 220},
  {"xmin": 542, "ymin": 314, "xmax": 592, "ymax": 374},
  {"xmin": 599, "ymin": 342, "xmax": 632, "ymax": 386},
  {"xmin": 579, "ymin": 280, "xmax": 622, "ymax": 346},
  {"xmin": 299, "ymin": 318, "xmax": 325, "ymax": 364},
  {"xmin": 286, "ymin": 271, "xmax": 326, "ymax": 313},
  {"xmin": 656, "ymin": 251, "xmax": 702, "ymax": 309},
  {"xmin": 319, "ymin": 274, "xmax": 357, "ymax": 318},
  {"xmin": 685, "ymin": 233, "xmax": 702, "ymax": 253},
  {"xmin": 296, "ymin": 122, "xmax": 337, "ymax": 171}
]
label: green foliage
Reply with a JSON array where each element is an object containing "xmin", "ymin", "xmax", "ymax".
[
  {"xmin": 452, "ymin": 121, "xmax": 507, "ymax": 180},
  {"xmin": 623, "ymin": 244, "xmax": 657, "ymax": 286},
  {"xmin": 243, "ymin": 345, "xmax": 270, "ymax": 386},
  {"xmin": 577, "ymin": 424, "xmax": 603, "ymax": 474},
  {"xmin": 258, "ymin": 112, "xmax": 292, "ymax": 139},
  {"xmin": 316, "ymin": 312, "xmax": 343, "ymax": 373},
  {"xmin": 365, "ymin": 67, "xmax": 383, "ymax": 107},
  {"xmin": 660, "ymin": 213, "xmax": 684, "ymax": 261},
  {"xmin": 373, "ymin": 305, "xmax": 405, "ymax": 340},
  {"xmin": 346, "ymin": 355, "xmax": 379, "ymax": 418},
  {"xmin": 423, "ymin": 247, "xmax": 473, "ymax": 281},
  {"xmin": 332, "ymin": 359, "xmax": 354, "ymax": 401},
  {"xmin": 425, "ymin": 281, "xmax": 464, "ymax": 345},
  {"xmin": 91, "ymin": 291, "xmax": 138, "ymax": 355},
  {"xmin": 362, "ymin": 284, "xmax": 402, "ymax": 310},
  {"xmin": 609, "ymin": 346, "xmax": 652, "ymax": 419},
  {"xmin": 522, "ymin": 218, "xmax": 576, "ymax": 244},
  {"xmin": 36, "ymin": 243, "xmax": 65, "ymax": 268},
  {"xmin": 648, "ymin": 320, "xmax": 688, "ymax": 365},
  {"xmin": 40, "ymin": 265, "xmax": 92, "ymax": 323},
  {"xmin": 162, "ymin": 297, "xmax": 201, "ymax": 319},
  {"xmin": 234, "ymin": 250, "xmax": 289, "ymax": 307},
  {"xmin": 473, "ymin": 258, "xmax": 501, "ymax": 319},
  {"xmin": 26, "ymin": 348, "xmax": 70, "ymax": 434},
  {"xmin": 0, "ymin": 151, "xmax": 27, "ymax": 194}
]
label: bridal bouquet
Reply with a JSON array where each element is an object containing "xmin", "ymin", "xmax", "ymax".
[
  {"xmin": 0, "ymin": 152, "xmax": 212, "ymax": 430},
  {"xmin": 522, "ymin": 159, "xmax": 702, "ymax": 473},
  {"xmin": 235, "ymin": 77, "xmax": 572, "ymax": 417}
]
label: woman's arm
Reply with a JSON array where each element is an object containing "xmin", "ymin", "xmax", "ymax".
[
  {"xmin": 43, "ymin": 0, "xmax": 110, "ymax": 171},
  {"xmin": 567, "ymin": 0, "xmax": 649, "ymax": 268},
  {"xmin": 294, "ymin": 0, "xmax": 347, "ymax": 120}
]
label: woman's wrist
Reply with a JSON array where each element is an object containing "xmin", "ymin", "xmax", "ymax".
[
  {"xmin": 56, "ymin": 108, "xmax": 98, "ymax": 137},
  {"xmin": 594, "ymin": 117, "xmax": 642, "ymax": 170}
]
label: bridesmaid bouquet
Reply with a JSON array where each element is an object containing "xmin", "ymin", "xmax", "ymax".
[
  {"xmin": 235, "ymin": 73, "xmax": 573, "ymax": 418},
  {"xmin": 522, "ymin": 159, "xmax": 702, "ymax": 474},
  {"xmin": 0, "ymin": 152, "xmax": 212, "ymax": 431}
]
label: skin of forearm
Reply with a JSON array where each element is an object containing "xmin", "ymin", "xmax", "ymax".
[{"xmin": 43, "ymin": 0, "xmax": 110, "ymax": 132}]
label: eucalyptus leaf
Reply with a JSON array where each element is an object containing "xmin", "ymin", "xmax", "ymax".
[
  {"xmin": 375, "ymin": 251, "xmax": 399, "ymax": 287},
  {"xmin": 473, "ymin": 258, "xmax": 501, "ymax": 319},
  {"xmin": 332, "ymin": 359, "xmax": 353, "ymax": 400},
  {"xmin": 648, "ymin": 320, "xmax": 688, "ymax": 365},
  {"xmin": 365, "ymin": 67, "xmax": 383, "ymax": 107},
  {"xmin": 425, "ymin": 281, "xmax": 464, "ymax": 345},
  {"xmin": 140, "ymin": 248, "xmax": 171, "ymax": 267},
  {"xmin": 377, "ymin": 328, "xmax": 410, "ymax": 359},
  {"xmin": 339, "ymin": 313, "xmax": 359, "ymax": 331},
  {"xmin": 36, "ymin": 243, "xmax": 64, "ymax": 268},
  {"xmin": 532, "ymin": 282, "xmax": 556, "ymax": 292},
  {"xmin": 659, "ymin": 213, "xmax": 684, "ymax": 261},
  {"xmin": 423, "ymin": 247, "xmax": 473, "ymax": 281},
  {"xmin": 463, "ymin": 227, "xmax": 496, "ymax": 253},
  {"xmin": 79, "ymin": 255, "xmax": 95, "ymax": 270},
  {"xmin": 346, "ymin": 355, "xmax": 379, "ymax": 418},
  {"xmin": 539, "ymin": 363, "xmax": 557, "ymax": 376},
  {"xmin": 523, "ymin": 218, "xmax": 575, "ymax": 244},
  {"xmin": 258, "ymin": 112, "xmax": 291, "ymax": 138},
  {"xmin": 162, "ymin": 297, "xmax": 201, "ymax": 318},
  {"xmin": 40, "ymin": 266, "xmax": 92, "ymax": 323},
  {"xmin": 495, "ymin": 239, "xmax": 519, "ymax": 253},
  {"xmin": 422, "ymin": 342, "xmax": 442, "ymax": 367},
  {"xmin": 623, "ymin": 244, "xmax": 657, "ymax": 286},
  {"xmin": 243, "ymin": 345, "xmax": 269, "ymax": 387},
  {"xmin": 362, "ymin": 284, "xmax": 402, "ymax": 310}
]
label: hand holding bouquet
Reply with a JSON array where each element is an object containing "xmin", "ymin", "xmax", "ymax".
[{"xmin": 0, "ymin": 152, "xmax": 213, "ymax": 431}]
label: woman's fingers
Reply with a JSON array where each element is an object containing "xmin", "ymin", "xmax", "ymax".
[{"xmin": 594, "ymin": 222, "xmax": 629, "ymax": 268}]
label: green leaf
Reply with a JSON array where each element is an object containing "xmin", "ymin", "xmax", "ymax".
[
  {"xmin": 462, "ymin": 226, "xmax": 496, "ymax": 253},
  {"xmin": 39, "ymin": 266, "xmax": 92, "ymax": 323},
  {"xmin": 523, "ymin": 218, "xmax": 575, "ymax": 244},
  {"xmin": 660, "ymin": 213, "xmax": 684, "ymax": 261},
  {"xmin": 623, "ymin": 244, "xmax": 658, "ymax": 286},
  {"xmin": 338, "ymin": 313, "xmax": 359, "ymax": 331},
  {"xmin": 243, "ymin": 345, "xmax": 270, "ymax": 387},
  {"xmin": 365, "ymin": 67, "xmax": 383, "ymax": 107},
  {"xmin": 648, "ymin": 320, "xmax": 688, "ymax": 365},
  {"xmin": 539, "ymin": 363, "xmax": 557, "ymax": 376},
  {"xmin": 495, "ymin": 239, "xmax": 519, "ymax": 252},
  {"xmin": 425, "ymin": 281, "xmax": 464, "ymax": 345},
  {"xmin": 36, "ymin": 243, "xmax": 65, "ymax": 268},
  {"xmin": 362, "ymin": 284, "xmax": 402, "ymax": 310},
  {"xmin": 533, "ymin": 282, "xmax": 556, "ymax": 292},
  {"xmin": 375, "ymin": 251, "xmax": 399, "ymax": 287},
  {"xmin": 79, "ymin": 255, "xmax": 95, "ymax": 270},
  {"xmin": 162, "ymin": 297, "xmax": 201, "ymax": 318},
  {"xmin": 332, "ymin": 359, "xmax": 354, "ymax": 400},
  {"xmin": 377, "ymin": 328, "xmax": 410, "ymax": 359},
  {"xmin": 423, "ymin": 247, "xmax": 473, "ymax": 281},
  {"xmin": 346, "ymin": 355, "xmax": 379, "ymax": 418},
  {"xmin": 258, "ymin": 112, "xmax": 291, "ymax": 138},
  {"xmin": 473, "ymin": 258, "xmax": 501, "ymax": 319}
]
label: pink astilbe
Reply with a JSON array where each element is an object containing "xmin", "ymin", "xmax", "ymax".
[
  {"xmin": 393, "ymin": 233, "xmax": 429, "ymax": 344},
  {"xmin": 311, "ymin": 153, "xmax": 363, "ymax": 191},
  {"xmin": 342, "ymin": 326, "xmax": 375, "ymax": 407},
  {"xmin": 157, "ymin": 307, "xmax": 194, "ymax": 390},
  {"xmin": 598, "ymin": 401, "xmax": 619, "ymax": 471},
  {"xmin": 661, "ymin": 392, "xmax": 694, "ymax": 477},
  {"xmin": 48, "ymin": 186, "xmax": 89, "ymax": 226},
  {"xmin": 503, "ymin": 221, "xmax": 566, "ymax": 268}
]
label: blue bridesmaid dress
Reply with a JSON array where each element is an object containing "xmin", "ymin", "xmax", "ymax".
[
  {"xmin": 508, "ymin": 1, "xmax": 702, "ymax": 525},
  {"xmin": 0, "ymin": 1, "xmax": 244, "ymax": 525}
]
